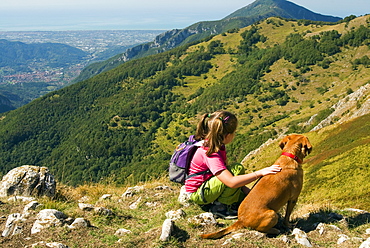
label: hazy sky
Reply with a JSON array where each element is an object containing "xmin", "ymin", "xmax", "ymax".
[{"xmin": 0, "ymin": 0, "xmax": 368, "ymax": 31}]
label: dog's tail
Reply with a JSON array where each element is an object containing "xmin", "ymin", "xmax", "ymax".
[{"xmin": 200, "ymin": 220, "xmax": 244, "ymax": 239}]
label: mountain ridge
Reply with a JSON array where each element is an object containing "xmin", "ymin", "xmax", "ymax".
[
  {"xmin": 224, "ymin": 0, "xmax": 341, "ymax": 21},
  {"xmin": 73, "ymin": 0, "xmax": 342, "ymax": 83}
]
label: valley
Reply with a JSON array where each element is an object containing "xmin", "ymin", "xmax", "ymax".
[{"xmin": 0, "ymin": 30, "xmax": 165, "ymax": 109}]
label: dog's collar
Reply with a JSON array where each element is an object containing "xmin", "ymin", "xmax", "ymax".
[{"xmin": 282, "ymin": 152, "xmax": 303, "ymax": 163}]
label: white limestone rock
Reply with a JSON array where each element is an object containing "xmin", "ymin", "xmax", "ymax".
[
  {"xmin": 159, "ymin": 219, "xmax": 174, "ymax": 241},
  {"xmin": 115, "ymin": 228, "xmax": 132, "ymax": 236},
  {"xmin": 0, "ymin": 165, "xmax": 56, "ymax": 197},
  {"xmin": 292, "ymin": 228, "xmax": 312, "ymax": 247},
  {"xmin": 188, "ymin": 212, "xmax": 217, "ymax": 226},
  {"xmin": 165, "ymin": 209, "xmax": 186, "ymax": 220},
  {"xmin": 2, "ymin": 213, "xmax": 24, "ymax": 237},
  {"xmin": 68, "ymin": 218, "xmax": 90, "ymax": 229},
  {"xmin": 31, "ymin": 209, "xmax": 67, "ymax": 234}
]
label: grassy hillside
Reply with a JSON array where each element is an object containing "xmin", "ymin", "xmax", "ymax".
[
  {"xmin": 241, "ymin": 113, "xmax": 370, "ymax": 210},
  {"xmin": 0, "ymin": 115, "xmax": 368, "ymax": 247},
  {"xmin": 0, "ymin": 16, "xmax": 369, "ymax": 187}
]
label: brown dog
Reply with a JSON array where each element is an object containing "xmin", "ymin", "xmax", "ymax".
[{"xmin": 201, "ymin": 134, "xmax": 312, "ymax": 239}]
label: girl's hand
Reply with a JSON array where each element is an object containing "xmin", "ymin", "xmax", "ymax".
[{"xmin": 257, "ymin": 164, "xmax": 282, "ymax": 177}]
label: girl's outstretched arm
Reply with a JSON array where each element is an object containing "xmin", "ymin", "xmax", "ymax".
[{"xmin": 216, "ymin": 165, "xmax": 281, "ymax": 188}]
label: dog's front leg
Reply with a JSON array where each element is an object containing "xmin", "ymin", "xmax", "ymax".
[{"xmin": 283, "ymin": 199, "xmax": 297, "ymax": 227}]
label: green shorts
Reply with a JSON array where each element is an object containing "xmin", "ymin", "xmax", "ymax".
[{"xmin": 189, "ymin": 163, "xmax": 246, "ymax": 205}]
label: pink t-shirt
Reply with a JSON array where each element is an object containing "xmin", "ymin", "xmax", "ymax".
[{"xmin": 185, "ymin": 146, "xmax": 227, "ymax": 193}]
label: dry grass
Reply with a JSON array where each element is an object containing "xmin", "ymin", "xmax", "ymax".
[{"xmin": 0, "ymin": 180, "xmax": 369, "ymax": 248}]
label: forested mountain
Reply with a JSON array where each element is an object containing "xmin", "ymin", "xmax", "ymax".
[
  {"xmin": 0, "ymin": 94, "xmax": 14, "ymax": 112},
  {"xmin": 74, "ymin": 0, "xmax": 342, "ymax": 83},
  {"xmin": 0, "ymin": 39, "xmax": 88, "ymax": 70},
  {"xmin": 0, "ymin": 39, "xmax": 90, "ymax": 110},
  {"xmin": 0, "ymin": 15, "xmax": 369, "ymax": 186}
]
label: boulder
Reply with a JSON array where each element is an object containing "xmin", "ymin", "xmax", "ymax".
[
  {"xmin": 0, "ymin": 165, "xmax": 56, "ymax": 198},
  {"xmin": 68, "ymin": 218, "xmax": 91, "ymax": 229},
  {"xmin": 31, "ymin": 209, "xmax": 67, "ymax": 234},
  {"xmin": 2, "ymin": 213, "xmax": 24, "ymax": 237},
  {"xmin": 159, "ymin": 219, "xmax": 174, "ymax": 241}
]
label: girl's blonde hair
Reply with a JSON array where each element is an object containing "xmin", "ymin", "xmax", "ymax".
[{"xmin": 195, "ymin": 110, "xmax": 237, "ymax": 156}]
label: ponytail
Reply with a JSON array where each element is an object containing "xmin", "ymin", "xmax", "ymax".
[
  {"xmin": 195, "ymin": 113, "xmax": 209, "ymax": 141},
  {"xmin": 195, "ymin": 111, "xmax": 238, "ymax": 156}
]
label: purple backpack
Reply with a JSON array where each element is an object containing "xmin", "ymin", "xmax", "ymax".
[{"xmin": 169, "ymin": 135, "xmax": 209, "ymax": 184}]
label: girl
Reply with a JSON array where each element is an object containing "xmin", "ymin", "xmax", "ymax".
[{"xmin": 185, "ymin": 110, "xmax": 281, "ymax": 217}]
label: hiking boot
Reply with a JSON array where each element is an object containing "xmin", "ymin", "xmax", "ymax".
[{"xmin": 210, "ymin": 201, "xmax": 238, "ymax": 219}]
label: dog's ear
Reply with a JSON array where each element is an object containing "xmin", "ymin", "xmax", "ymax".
[
  {"xmin": 301, "ymin": 137, "xmax": 313, "ymax": 156},
  {"xmin": 279, "ymin": 136, "xmax": 290, "ymax": 150}
]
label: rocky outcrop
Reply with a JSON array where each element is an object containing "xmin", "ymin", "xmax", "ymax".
[
  {"xmin": 0, "ymin": 165, "xmax": 56, "ymax": 198},
  {"xmin": 311, "ymin": 83, "xmax": 370, "ymax": 131}
]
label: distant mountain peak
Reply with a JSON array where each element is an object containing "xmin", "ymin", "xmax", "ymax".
[
  {"xmin": 74, "ymin": 0, "xmax": 341, "ymax": 83},
  {"xmin": 224, "ymin": 0, "xmax": 341, "ymax": 22}
]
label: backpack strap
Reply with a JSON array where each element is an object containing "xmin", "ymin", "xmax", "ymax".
[
  {"xmin": 185, "ymin": 140, "xmax": 212, "ymax": 180},
  {"xmin": 185, "ymin": 169, "xmax": 211, "ymax": 180}
]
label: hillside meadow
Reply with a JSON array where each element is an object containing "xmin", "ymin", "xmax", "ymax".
[{"xmin": 0, "ymin": 114, "xmax": 369, "ymax": 247}]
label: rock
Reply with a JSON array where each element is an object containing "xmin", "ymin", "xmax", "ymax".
[
  {"xmin": 178, "ymin": 185, "xmax": 190, "ymax": 206},
  {"xmin": 316, "ymin": 223, "xmax": 325, "ymax": 235},
  {"xmin": 280, "ymin": 235, "xmax": 290, "ymax": 243},
  {"xmin": 78, "ymin": 196, "xmax": 90, "ymax": 203},
  {"xmin": 28, "ymin": 241, "xmax": 70, "ymax": 248},
  {"xmin": 165, "ymin": 209, "xmax": 186, "ymax": 220},
  {"xmin": 337, "ymin": 234, "xmax": 349, "ymax": 244},
  {"xmin": 23, "ymin": 201, "xmax": 41, "ymax": 217},
  {"xmin": 231, "ymin": 233, "xmax": 245, "ymax": 239},
  {"xmin": 360, "ymin": 237, "xmax": 370, "ymax": 248},
  {"xmin": 366, "ymin": 228, "xmax": 370, "ymax": 234},
  {"xmin": 311, "ymin": 84, "xmax": 370, "ymax": 131},
  {"xmin": 68, "ymin": 218, "xmax": 90, "ymax": 229},
  {"xmin": 222, "ymin": 238, "xmax": 233, "ymax": 246},
  {"xmin": 159, "ymin": 219, "xmax": 174, "ymax": 241},
  {"xmin": 94, "ymin": 207, "xmax": 113, "ymax": 216},
  {"xmin": 24, "ymin": 201, "xmax": 40, "ymax": 212},
  {"xmin": 0, "ymin": 165, "xmax": 56, "ymax": 198},
  {"xmin": 78, "ymin": 203, "xmax": 94, "ymax": 211},
  {"xmin": 292, "ymin": 228, "xmax": 312, "ymax": 247},
  {"xmin": 249, "ymin": 230, "xmax": 265, "ymax": 239},
  {"xmin": 328, "ymin": 224, "xmax": 342, "ymax": 232},
  {"xmin": 154, "ymin": 186, "xmax": 173, "ymax": 191},
  {"xmin": 8, "ymin": 196, "xmax": 36, "ymax": 202},
  {"xmin": 2, "ymin": 213, "xmax": 23, "ymax": 237},
  {"xmin": 122, "ymin": 186, "xmax": 144, "ymax": 197},
  {"xmin": 31, "ymin": 209, "xmax": 67, "ymax": 234},
  {"xmin": 188, "ymin": 212, "xmax": 217, "ymax": 226},
  {"xmin": 352, "ymin": 237, "xmax": 364, "ymax": 243},
  {"xmin": 100, "ymin": 194, "xmax": 112, "ymax": 200},
  {"xmin": 115, "ymin": 228, "xmax": 132, "ymax": 236},
  {"xmin": 129, "ymin": 196, "xmax": 142, "ymax": 209},
  {"xmin": 145, "ymin": 202, "xmax": 159, "ymax": 208},
  {"xmin": 221, "ymin": 233, "xmax": 245, "ymax": 245}
]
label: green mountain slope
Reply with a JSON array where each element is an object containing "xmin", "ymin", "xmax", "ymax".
[
  {"xmin": 0, "ymin": 39, "xmax": 88, "ymax": 69},
  {"xmin": 74, "ymin": 0, "xmax": 341, "ymax": 83},
  {"xmin": 0, "ymin": 16, "xmax": 369, "ymax": 189}
]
